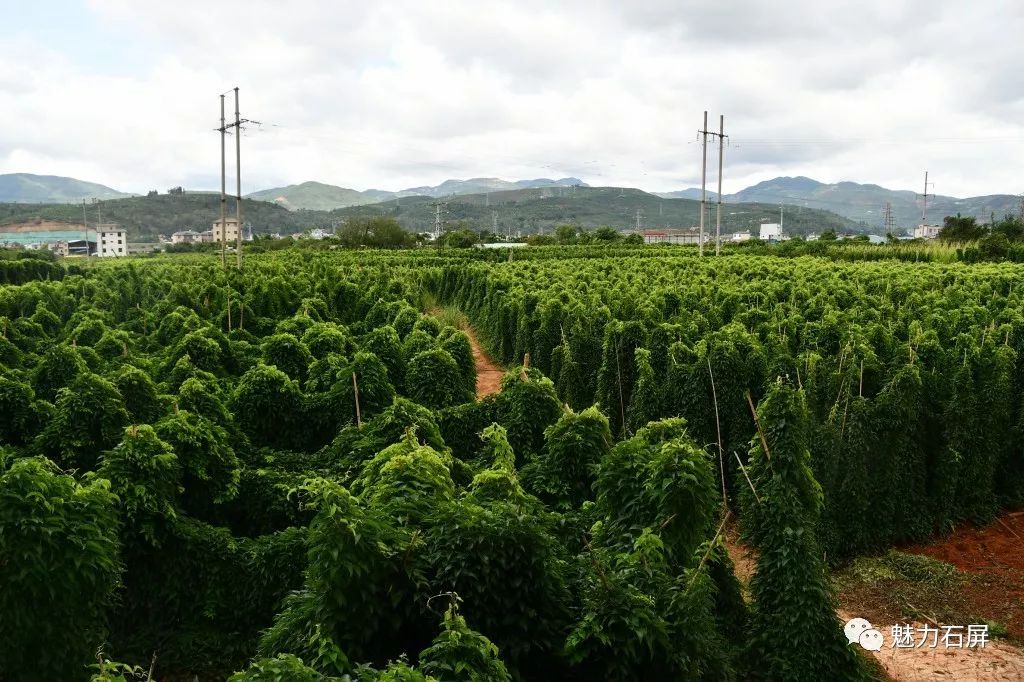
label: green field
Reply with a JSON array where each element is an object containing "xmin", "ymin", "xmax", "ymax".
[{"xmin": 3, "ymin": 246, "xmax": 1021, "ymax": 680}]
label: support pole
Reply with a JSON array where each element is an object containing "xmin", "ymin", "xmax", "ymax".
[
  {"xmin": 716, "ymin": 114, "xmax": 724, "ymax": 256},
  {"xmin": 234, "ymin": 87, "xmax": 243, "ymax": 269},
  {"xmin": 219, "ymin": 94, "xmax": 227, "ymax": 268},
  {"xmin": 699, "ymin": 110, "xmax": 708, "ymax": 257}
]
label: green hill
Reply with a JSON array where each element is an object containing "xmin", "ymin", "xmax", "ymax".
[
  {"xmin": 0, "ymin": 173, "xmax": 131, "ymax": 203},
  {"xmin": 246, "ymin": 181, "xmax": 379, "ymax": 211},
  {"xmin": 329, "ymin": 185, "xmax": 859, "ymax": 236},
  {"xmin": 0, "ymin": 193, "xmax": 337, "ymax": 242},
  {"xmin": 0, "ymin": 185, "xmax": 859, "ymax": 242},
  {"xmin": 245, "ymin": 177, "xmax": 588, "ymax": 211},
  {"xmin": 662, "ymin": 176, "xmax": 1021, "ymax": 230}
]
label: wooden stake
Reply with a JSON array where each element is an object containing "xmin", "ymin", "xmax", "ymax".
[
  {"xmin": 707, "ymin": 355, "xmax": 727, "ymax": 503},
  {"xmin": 745, "ymin": 390, "xmax": 772, "ymax": 462},
  {"xmin": 352, "ymin": 372, "xmax": 362, "ymax": 427},
  {"xmin": 733, "ymin": 450, "xmax": 762, "ymax": 504}
]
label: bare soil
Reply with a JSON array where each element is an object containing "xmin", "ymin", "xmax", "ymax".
[
  {"xmin": 904, "ymin": 513, "xmax": 1024, "ymax": 640},
  {"xmin": 725, "ymin": 514, "xmax": 1024, "ymax": 682},
  {"xmin": 464, "ymin": 325, "xmax": 504, "ymax": 398}
]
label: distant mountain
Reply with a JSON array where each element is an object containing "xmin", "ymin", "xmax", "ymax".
[
  {"xmin": 246, "ymin": 181, "xmax": 380, "ymax": 211},
  {"xmin": 659, "ymin": 176, "xmax": 1021, "ymax": 229},
  {"xmin": 247, "ymin": 177, "xmax": 588, "ymax": 211},
  {"xmin": 0, "ymin": 173, "xmax": 131, "ymax": 203},
  {"xmin": 1, "ymin": 183, "xmax": 857, "ymax": 242},
  {"xmin": 328, "ymin": 185, "xmax": 858, "ymax": 237}
]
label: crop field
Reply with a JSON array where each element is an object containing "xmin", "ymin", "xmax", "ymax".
[{"xmin": 3, "ymin": 247, "xmax": 1024, "ymax": 681}]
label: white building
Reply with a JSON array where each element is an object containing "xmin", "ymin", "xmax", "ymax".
[
  {"xmin": 211, "ymin": 217, "xmax": 241, "ymax": 244},
  {"xmin": 759, "ymin": 223, "xmax": 782, "ymax": 242},
  {"xmin": 730, "ymin": 231, "xmax": 752, "ymax": 242},
  {"xmin": 640, "ymin": 228, "xmax": 704, "ymax": 245},
  {"xmin": 47, "ymin": 241, "xmax": 70, "ymax": 257},
  {"xmin": 171, "ymin": 230, "xmax": 200, "ymax": 244},
  {"xmin": 97, "ymin": 223, "xmax": 127, "ymax": 257},
  {"xmin": 914, "ymin": 224, "xmax": 941, "ymax": 239}
]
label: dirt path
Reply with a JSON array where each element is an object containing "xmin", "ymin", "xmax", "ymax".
[
  {"xmin": 426, "ymin": 306, "xmax": 504, "ymax": 398},
  {"xmin": 464, "ymin": 324, "xmax": 504, "ymax": 398},
  {"xmin": 904, "ymin": 513, "xmax": 1024, "ymax": 640},
  {"xmin": 724, "ymin": 519, "xmax": 1024, "ymax": 682}
]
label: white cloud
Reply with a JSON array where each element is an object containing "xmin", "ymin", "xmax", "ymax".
[{"xmin": 0, "ymin": 0, "xmax": 1022, "ymax": 197}]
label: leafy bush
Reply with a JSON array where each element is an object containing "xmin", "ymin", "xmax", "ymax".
[{"xmin": 0, "ymin": 457, "xmax": 122, "ymax": 680}]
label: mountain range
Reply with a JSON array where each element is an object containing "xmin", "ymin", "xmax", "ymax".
[
  {"xmin": 2, "ymin": 172, "xmax": 1019, "ymax": 230},
  {"xmin": 0, "ymin": 173, "xmax": 131, "ymax": 203},
  {"xmin": 0, "ymin": 184, "xmax": 857, "ymax": 242},
  {"xmin": 659, "ymin": 176, "xmax": 1021, "ymax": 228},
  {"xmin": 245, "ymin": 177, "xmax": 587, "ymax": 211}
]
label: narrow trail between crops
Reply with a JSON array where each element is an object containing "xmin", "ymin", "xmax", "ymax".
[
  {"xmin": 426, "ymin": 306, "xmax": 503, "ymax": 398},
  {"xmin": 724, "ymin": 516, "xmax": 1024, "ymax": 682},
  {"xmin": 465, "ymin": 324, "xmax": 504, "ymax": 398}
]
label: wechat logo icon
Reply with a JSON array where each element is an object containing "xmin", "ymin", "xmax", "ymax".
[{"xmin": 844, "ymin": 617, "xmax": 883, "ymax": 651}]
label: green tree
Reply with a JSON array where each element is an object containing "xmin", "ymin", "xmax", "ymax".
[
  {"xmin": 939, "ymin": 213, "xmax": 987, "ymax": 242},
  {"xmin": 97, "ymin": 425, "xmax": 181, "ymax": 546},
  {"xmin": 442, "ymin": 229, "xmax": 479, "ymax": 249},
  {"xmin": 740, "ymin": 381, "xmax": 865, "ymax": 681},
  {"xmin": 0, "ymin": 457, "xmax": 122, "ymax": 681},
  {"xmin": 406, "ymin": 348, "xmax": 471, "ymax": 409},
  {"xmin": 36, "ymin": 372, "xmax": 131, "ymax": 471},
  {"xmin": 555, "ymin": 224, "xmax": 578, "ymax": 244}
]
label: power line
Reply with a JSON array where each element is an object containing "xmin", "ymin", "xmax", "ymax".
[
  {"xmin": 919, "ymin": 171, "xmax": 935, "ymax": 225},
  {"xmin": 217, "ymin": 86, "xmax": 260, "ymax": 268}
]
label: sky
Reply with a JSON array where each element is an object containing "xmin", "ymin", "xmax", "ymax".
[{"xmin": 1, "ymin": 0, "xmax": 1023, "ymax": 198}]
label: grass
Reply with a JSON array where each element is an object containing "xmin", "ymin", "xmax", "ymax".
[{"xmin": 833, "ymin": 550, "xmax": 1012, "ymax": 641}]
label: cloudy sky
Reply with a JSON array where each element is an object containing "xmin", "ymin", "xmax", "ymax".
[{"xmin": 2, "ymin": 0, "xmax": 1022, "ymax": 197}]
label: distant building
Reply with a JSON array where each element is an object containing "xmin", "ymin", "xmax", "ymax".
[
  {"xmin": 914, "ymin": 224, "xmax": 941, "ymax": 239},
  {"xmin": 308, "ymin": 228, "xmax": 332, "ymax": 240},
  {"xmin": 171, "ymin": 230, "xmax": 200, "ymax": 244},
  {"xmin": 96, "ymin": 223, "xmax": 127, "ymax": 257},
  {"xmin": 48, "ymin": 241, "xmax": 70, "ymax": 257},
  {"xmin": 211, "ymin": 217, "xmax": 241, "ymax": 244},
  {"xmin": 730, "ymin": 231, "xmax": 752, "ymax": 242},
  {"xmin": 759, "ymin": 223, "xmax": 782, "ymax": 242},
  {"xmin": 477, "ymin": 242, "xmax": 529, "ymax": 249},
  {"xmin": 68, "ymin": 239, "xmax": 95, "ymax": 256},
  {"xmin": 640, "ymin": 228, "xmax": 703, "ymax": 245}
]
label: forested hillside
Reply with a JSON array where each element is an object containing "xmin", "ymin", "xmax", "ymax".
[{"xmin": 1, "ymin": 185, "xmax": 860, "ymax": 242}]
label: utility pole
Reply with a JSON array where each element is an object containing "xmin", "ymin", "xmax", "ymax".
[
  {"xmin": 233, "ymin": 87, "xmax": 243, "ymax": 269},
  {"xmin": 1018, "ymin": 194, "xmax": 1023, "ymax": 223},
  {"xmin": 217, "ymin": 87, "xmax": 258, "ymax": 268},
  {"xmin": 883, "ymin": 202, "xmax": 894, "ymax": 233},
  {"xmin": 699, "ymin": 110, "xmax": 708, "ymax": 256},
  {"xmin": 492, "ymin": 210, "xmax": 498, "ymax": 239},
  {"xmin": 219, "ymin": 94, "xmax": 227, "ymax": 268},
  {"xmin": 635, "ymin": 208, "xmax": 643, "ymax": 231},
  {"xmin": 779, "ymin": 205, "xmax": 784, "ymax": 232},
  {"xmin": 82, "ymin": 199, "xmax": 88, "ymax": 256},
  {"xmin": 716, "ymin": 114, "xmax": 726, "ymax": 256},
  {"xmin": 919, "ymin": 171, "xmax": 934, "ymax": 226}
]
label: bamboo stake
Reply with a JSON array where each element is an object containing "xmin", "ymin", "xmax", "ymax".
[
  {"xmin": 733, "ymin": 450, "xmax": 762, "ymax": 504},
  {"xmin": 745, "ymin": 390, "xmax": 771, "ymax": 462},
  {"xmin": 706, "ymin": 355, "xmax": 727, "ymax": 503},
  {"xmin": 352, "ymin": 372, "xmax": 362, "ymax": 427}
]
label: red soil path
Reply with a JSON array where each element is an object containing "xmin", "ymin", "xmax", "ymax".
[
  {"xmin": 466, "ymin": 325, "xmax": 504, "ymax": 398},
  {"xmin": 726, "ymin": 514, "xmax": 1024, "ymax": 681},
  {"xmin": 906, "ymin": 512, "xmax": 1024, "ymax": 640}
]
